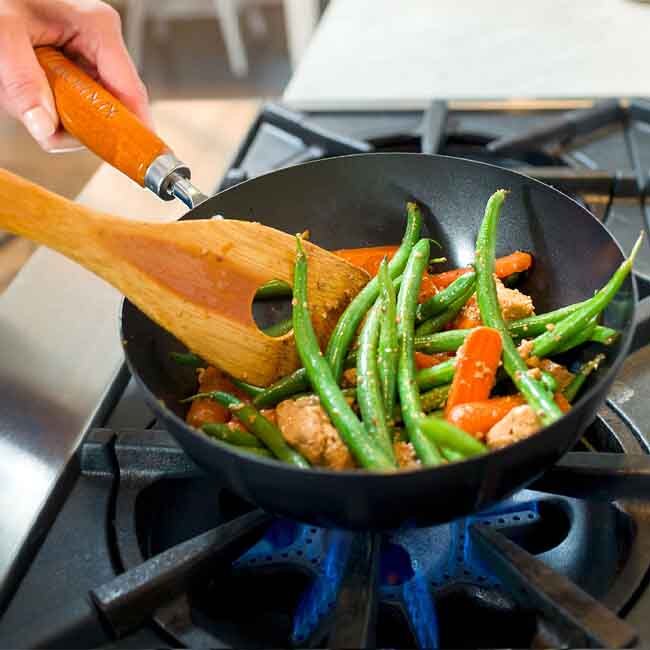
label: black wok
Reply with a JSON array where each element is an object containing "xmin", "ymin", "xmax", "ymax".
[{"xmin": 121, "ymin": 153, "xmax": 637, "ymax": 530}]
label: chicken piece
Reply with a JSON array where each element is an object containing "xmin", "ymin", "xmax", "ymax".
[
  {"xmin": 517, "ymin": 338, "xmax": 534, "ymax": 360},
  {"xmin": 524, "ymin": 356, "xmax": 575, "ymax": 391},
  {"xmin": 452, "ymin": 280, "xmax": 535, "ymax": 329},
  {"xmin": 453, "ymin": 294, "xmax": 482, "ymax": 329},
  {"xmin": 275, "ymin": 395, "xmax": 355, "ymax": 470},
  {"xmin": 486, "ymin": 405, "xmax": 540, "ymax": 450},
  {"xmin": 393, "ymin": 440, "xmax": 420, "ymax": 469},
  {"xmin": 342, "ymin": 367, "xmax": 357, "ymax": 387},
  {"xmin": 260, "ymin": 408, "xmax": 277, "ymax": 425},
  {"xmin": 538, "ymin": 359, "xmax": 575, "ymax": 391},
  {"xmin": 495, "ymin": 278, "xmax": 535, "ymax": 320},
  {"xmin": 186, "ymin": 366, "xmax": 249, "ymax": 428}
]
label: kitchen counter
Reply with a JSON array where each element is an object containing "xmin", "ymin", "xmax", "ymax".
[
  {"xmin": 284, "ymin": 0, "xmax": 650, "ymax": 110},
  {"xmin": 0, "ymin": 99, "xmax": 259, "ymax": 607}
]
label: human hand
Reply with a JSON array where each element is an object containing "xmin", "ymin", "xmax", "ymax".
[{"xmin": 0, "ymin": 0, "xmax": 152, "ymax": 152}]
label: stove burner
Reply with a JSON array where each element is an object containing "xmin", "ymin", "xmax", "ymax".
[
  {"xmin": 441, "ymin": 132, "xmax": 571, "ymax": 169},
  {"xmin": 79, "ymin": 403, "xmax": 641, "ymax": 649}
]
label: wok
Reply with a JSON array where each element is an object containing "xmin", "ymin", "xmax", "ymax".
[
  {"xmin": 123, "ymin": 153, "xmax": 637, "ymax": 528},
  {"xmin": 39, "ymin": 48, "xmax": 637, "ymax": 529}
]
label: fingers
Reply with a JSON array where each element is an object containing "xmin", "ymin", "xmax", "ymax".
[
  {"xmin": 0, "ymin": 19, "xmax": 59, "ymax": 146},
  {"xmin": 70, "ymin": 3, "xmax": 153, "ymax": 128}
]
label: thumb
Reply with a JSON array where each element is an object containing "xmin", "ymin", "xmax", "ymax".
[{"xmin": 0, "ymin": 28, "xmax": 58, "ymax": 145}]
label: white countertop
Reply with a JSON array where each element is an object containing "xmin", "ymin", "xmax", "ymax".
[{"xmin": 284, "ymin": 0, "xmax": 650, "ymax": 110}]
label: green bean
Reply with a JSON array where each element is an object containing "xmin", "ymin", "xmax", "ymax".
[
  {"xmin": 253, "ymin": 203, "xmax": 421, "ymax": 407},
  {"xmin": 441, "ymin": 447, "xmax": 465, "ymax": 463},
  {"xmin": 550, "ymin": 317, "xmax": 597, "ymax": 355},
  {"xmin": 507, "ymin": 302, "xmax": 589, "ymax": 338},
  {"xmin": 415, "ymin": 283, "xmax": 474, "ymax": 336},
  {"xmin": 202, "ymin": 423, "xmax": 263, "ymax": 447},
  {"xmin": 540, "ymin": 371, "xmax": 558, "ymax": 394},
  {"xmin": 183, "ymin": 391, "xmax": 309, "ymax": 467},
  {"xmin": 475, "ymin": 190, "xmax": 562, "ymax": 426},
  {"xmin": 392, "ymin": 384, "xmax": 450, "ymax": 422},
  {"xmin": 415, "ymin": 358, "xmax": 456, "ymax": 391},
  {"xmin": 531, "ymin": 234, "xmax": 643, "ymax": 359},
  {"xmin": 414, "ymin": 308, "xmax": 619, "ymax": 354},
  {"xmin": 253, "ymin": 370, "xmax": 309, "ymax": 408},
  {"xmin": 396, "ymin": 238, "xmax": 444, "ymax": 465},
  {"xmin": 591, "ymin": 325, "xmax": 620, "ymax": 346},
  {"xmin": 238, "ymin": 446, "xmax": 274, "ymax": 458},
  {"xmin": 416, "ymin": 272, "xmax": 476, "ymax": 322},
  {"xmin": 293, "ymin": 238, "xmax": 395, "ymax": 470},
  {"xmin": 326, "ymin": 202, "xmax": 423, "ymax": 382},
  {"xmin": 564, "ymin": 353, "xmax": 606, "ymax": 402},
  {"xmin": 420, "ymin": 384, "xmax": 450, "ymax": 412},
  {"xmin": 418, "ymin": 416, "xmax": 487, "ymax": 458},
  {"xmin": 415, "ymin": 320, "xmax": 618, "ymax": 358},
  {"xmin": 170, "ymin": 351, "xmax": 204, "ymax": 367},
  {"xmin": 414, "ymin": 329, "xmax": 473, "ymax": 353},
  {"xmin": 548, "ymin": 321, "xmax": 619, "ymax": 355},
  {"xmin": 263, "ymin": 317, "xmax": 293, "ymax": 337},
  {"xmin": 255, "ymin": 279, "xmax": 292, "ymax": 300},
  {"xmin": 230, "ymin": 377, "xmax": 265, "ymax": 398},
  {"xmin": 377, "ymin": 259, "xmax": 399, "ymax": 421},
  {"xmin": 356, "ymin": 299, "xmax": 395, "ymax": 460}
]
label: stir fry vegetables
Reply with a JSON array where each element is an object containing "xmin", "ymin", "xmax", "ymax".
[
  {"xmin": 178, "ymin": 192, "xmax": 641, "ymax": 472},
  {"xmin": 396, "ymin": 239, "xmax": 446, "ymax": 465}
]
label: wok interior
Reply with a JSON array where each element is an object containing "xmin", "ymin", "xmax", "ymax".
[{"xmin": 122, "ymin": 154, "xmax": 636, "ymax": 462}]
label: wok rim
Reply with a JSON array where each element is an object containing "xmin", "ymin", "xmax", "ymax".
[{"xmin": 119, "ymin": 152, "xmax": 639, "ymax": 480}]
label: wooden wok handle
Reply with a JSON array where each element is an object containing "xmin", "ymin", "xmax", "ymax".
[{"xmin": 35, "ymin": 47, "xmax": 177, "ymax": 190}]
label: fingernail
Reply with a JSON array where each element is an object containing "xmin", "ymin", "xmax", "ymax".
[
  {"xmin": 40, "ymin": 131, "xmax": 85, "ymax": 154},
  {"xmin": 22, "ymin": 106, "xmax": 56, "ymax": 143}
]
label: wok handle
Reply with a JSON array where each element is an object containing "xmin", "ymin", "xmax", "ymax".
[{"xmin": 35, "ymin": 47, "xmax": 191, "ymax": 202}]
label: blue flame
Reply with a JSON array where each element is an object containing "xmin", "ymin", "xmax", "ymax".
[
  {"xmin": 230, "ymin": 495, "xmax": 542, "ymax": 648},
  {"xmin": 403, "ymin": 574, "xmax": 439, "ymax": 648},
  {"xmin": 291, "ymin": 530, "xmax": 351, "ymax": 645}
]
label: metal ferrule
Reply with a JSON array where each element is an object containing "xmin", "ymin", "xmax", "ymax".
[{"xmin": 144, "ymin": 152, "xmax": 208, "ymax": 209}]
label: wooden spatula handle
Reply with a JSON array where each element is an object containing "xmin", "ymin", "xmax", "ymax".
[{"xmin": 35, "ymin": 47, "xmax": 171, "ymax": 187}]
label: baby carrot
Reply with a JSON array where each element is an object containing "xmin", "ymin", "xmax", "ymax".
[{"xmin": 444, "ymin": 327, "xmax": 503, "ymax": 417}]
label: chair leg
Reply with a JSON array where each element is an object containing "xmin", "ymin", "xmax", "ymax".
[
  {"xmin": 152, "ymin": 16, "xmax": 170, "ymax": 42},
  {"xmin": 213, "ymin": 0, "xmax": 249, "ymax": 78},
  {"xmin": 283, "ymin": 0, "xmax": 320, "ymax": 69},
  {"xmin": 124, "ymin": 0, "xmax": 148, "ymax": 71},
  {"xmin": 246, "ymin": 5, "xmax": 268, "ymax": 40}
]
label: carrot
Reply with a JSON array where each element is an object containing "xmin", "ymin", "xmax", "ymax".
[
  {"xmin": 418, "ymin": 274, "xmax": 440, "ymax": 303},
  {"xmin": 419, "ymin": 251, "xmax": 533, "ymax": 302},
  {"xmin": 446, "ymin": 395, "xmax": 525, "ymax": 437},
  {"xmin": 334, "ymin": 245, "xmax": 398, "ymax": 277},
  {"xmin": 494, "ymin": 251, "xmax": 534, "ymax": 279},
  {"xmin": 451, "ymin": 295, "xmax": 482, "ymax": 330},
  {"xmin": 554, "ymin": 392, "xmax": 571, "ymax": 414},
  {"xmin": 186, "ymin": 366, "xmax": 250, "ymax": 428},
  {"xmin": 444, "ymin": 327, "xmax": 503, "ymax": 417},
  {"xmin": 414, "ymin": 351, "xmax": 453, "ymax": 370}
]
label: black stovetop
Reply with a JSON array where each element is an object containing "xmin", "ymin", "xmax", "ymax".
[{"xmin": 1, "ymin": 100, "xmax": 650, "ymax": 649}]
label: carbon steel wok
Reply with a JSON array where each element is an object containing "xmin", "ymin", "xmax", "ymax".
[
  {"xmin": 36, "ymin": 47, "xmax": 636, "ymax": 529},
  {"xmin": 121, "ymin": 153, "xmax": 636, "ymax": 529}
]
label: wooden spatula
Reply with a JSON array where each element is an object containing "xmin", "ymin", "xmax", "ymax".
[
  {"xmin": 0, "ymin": 48, "xmax": 368, "ymax": 386},
  {"xmin": 0, "ymin": 168, "xmax": 368, "ymax": 385}
]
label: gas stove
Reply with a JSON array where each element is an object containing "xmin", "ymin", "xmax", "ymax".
[{"xmin": 1, "ymin": 100, "xmax": 650, "ymax": 649}]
